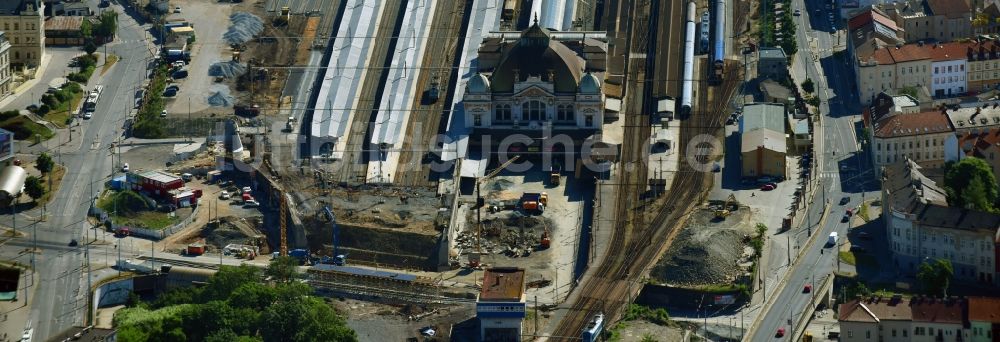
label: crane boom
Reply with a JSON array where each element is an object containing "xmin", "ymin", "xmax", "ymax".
[{"xmin": 279, "ymin": 192, "xmax": 288, "ymax": 256}]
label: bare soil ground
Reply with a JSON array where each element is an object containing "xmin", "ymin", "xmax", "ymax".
[{"xmin": 650, "ymin": 206, "xmax": 758, "ymax": 286}]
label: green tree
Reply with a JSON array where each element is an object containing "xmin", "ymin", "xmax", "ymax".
[
  {"xmin": 943, "ymin": 158, "xmax": 999, "ymax": 212},
  {"xmin": 260, "ymin": 297, "xmax": 358, "ymax": 342},
  {"xmin": 80, "ymin": 18, "xmax": 93, "ymax": 37},
  {"xmin": 917, "ymin": 259, "xmax": 954, "ymax": 297},
  {"xmin": 899, "ymin": 86, "xmax": 920, "ymax": 99},
  {"xmin": 265, "ymin": 256, "xmax": 299, "ymax": 283},
  {"xmin": 35, "ymin": 152, "xmax": 53, "ymax": 174},
  {"xmin": 200, "ymin": 265, "xmax": 260, "ymax": 302},
  {"xmin": 84, "ymin": 41, "xmax": 98, "ymax": 55},
  {"xmin": 845, "ymin": 281, "xmax": 871, "ymax": 299},
  {"xmin": 24, "ymin": 176, "xmax": 43, "ymax": 202},
  {"xmin": 94, "ymin": 11, "xmax": 118, "ymax": 38},
  {"xmin": 801, "ymin": 78, "xmax": 815, "ymax": 93}
]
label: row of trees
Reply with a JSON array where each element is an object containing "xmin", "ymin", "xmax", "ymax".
[
  {"xmin": 758, "ymin": 0, "xmax": 798, "ymax": 57},
  {"xmin": 114, "ymin": 258, "xmax": 356, "ymax": 342}
]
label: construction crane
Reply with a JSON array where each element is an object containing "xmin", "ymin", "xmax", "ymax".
[
  {"xmin": 279, "ymin": 191, "xmax": 288, "ymax": 256},
  {"xmin": 321, "ymin": 206, "xmax": 346, "ymax": 266},
  {"xmin": 715, "ymin": 193, "xmax": 738, "ymax": 219},
  {"xmin": 469, "ymin": 155, "xmax": 520, "ymax": 268}
]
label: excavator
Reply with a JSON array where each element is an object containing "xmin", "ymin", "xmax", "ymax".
[{"xmin": 715, "ymin": 193, "xmax": 738, "ymax": 219}]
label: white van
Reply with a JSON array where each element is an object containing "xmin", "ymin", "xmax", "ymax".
[{"xmin": 827, "ymin": 232, "xmax": 838, "ymax": 247}]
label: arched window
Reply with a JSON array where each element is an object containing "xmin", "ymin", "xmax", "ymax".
[
  {"xmin": 495, "ymin": 104, "xmax": 511, "ymax": 123},
  {"xmin": 556, "ymin": 104, "xmax": 574, "ymax": 122},
  {"xmin": 521, "ymin": 101, "xmax": 545, "ymax": 122}
]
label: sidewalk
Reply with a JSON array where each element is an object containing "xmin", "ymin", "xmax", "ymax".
[{"xmin": 0, "ymin": 267, "xmax": 38, "ymax": 342}]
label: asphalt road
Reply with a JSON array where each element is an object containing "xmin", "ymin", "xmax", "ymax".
[
  {"xmin": 748, "ymin": 0, "xmax": 877, "ymax": 339},
  {"xmin": 0, "ymin": 2, "xmax": 154, "ymax": 339}
]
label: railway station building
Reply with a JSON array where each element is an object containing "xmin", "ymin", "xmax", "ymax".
[
  {"xmin": 463, "ymin": 21, "xmax": 608, "ymax": 156},
  {"xmin": 477, "ymin": 267, "xmax": 526, "ymax": 342}
]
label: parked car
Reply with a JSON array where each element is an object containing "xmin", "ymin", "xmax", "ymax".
[
  {"xmin": 220, "ymin": 191, "xmax": 231, "ymax": 200},
  {"xmin": 842, "ymin": 212, "xmax": 851, "ymax": 222},
  {"xmin": 122, "ymin": 163, "xmax": 129, "ymax": 172},
  {"xmin": 243, "ymin": 200, "xmax": 260, "ymax": 208},
  {"xmin": 839, "ymin": 196, "xmax": 850, "ymax": 205},
  {"xmin": 161, "ymin": 110, "xmax": 167, "ymax": 117},
  {"xmin": 174, "ymin": 6, "xmax": 181, "ymax": 13},
  {"xmin": 163, "ymin": 88, "xmax": 178, "ymax": 97},
  {"xmin": 760, "ymin": 183, "xmax": 776, "ymax": 191},
  {"xmin": 794, "ymin": 8, "xmax": 801, "ymax": 15},
  {"xmin": 242, "ymin": 186, "xmax": 252, "ymax": 194}
]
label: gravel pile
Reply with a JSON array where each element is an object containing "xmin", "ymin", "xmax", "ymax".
[
  {"xmin": 223, "ymin": 12, "xmax": 264, "ymax": 45},
  {"xmin": 207, "ymin": 84, "xmax": 234, "ymax": 107},
  {"xmin": 650, "ymin": 208, "xmax": 757, "ymax": 286},
  {"xmin": 208, "ymin": 61, "xmax": 248, "ymax": 78}
]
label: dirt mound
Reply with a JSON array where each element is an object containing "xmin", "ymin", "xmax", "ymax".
[
  {"xmin": 650, "ymin": 208, "xmax": 757, "ymax": 286},
  {"xmin": 201, "ymin": 216, "xmax": 261, "ymax": 248}
]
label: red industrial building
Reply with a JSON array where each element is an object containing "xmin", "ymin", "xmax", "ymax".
[{"xmin": 126, "ymin": 170, "xmax": 201, "ymax": 206}]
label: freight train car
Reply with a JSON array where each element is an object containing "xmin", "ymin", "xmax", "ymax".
[
  {"xmin": 710, "ymin": 0, "xmax": 727, "ymax": 84},
  {"xmin": 680, "ymin": 1, "xmax": 697, "ymax": 115}
]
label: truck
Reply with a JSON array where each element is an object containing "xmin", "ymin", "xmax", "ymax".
[
  {"xmin": 186, "ymin": 243, "xmax": 205, "ymax": 256},
  {"xmin": 520, "ymin": 192, "xmax": 548, "ymax": 213},
  {"xmin": 289, "ymin": 249, "xmax": 309, "ymax": 264},
  {"xmin": 549, "ymin": 164, "xmax": 561, "ymax": 185}
]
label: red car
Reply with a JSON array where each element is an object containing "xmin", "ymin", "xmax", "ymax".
[
  {"xmin": 761, "ymin": 184, "xmax": 776, "ymax": 191},
  {"xmin": 776, "ymin": 327, "xmax": 786, "ymax": 337},
  {"xmin": 803, "ymin": 284, "xmax": 812, "ymax": 293},
  {"xmin": 846, "ymin": 208, "xmax": 854, "ymax": 217}
]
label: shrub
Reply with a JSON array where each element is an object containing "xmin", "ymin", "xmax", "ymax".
[
  {"xmin": 41, "ymin": 94, "xmax": 58, "ymax": 107},
  {"xmin": 0, "ymin": 110, "xmax": 19, "ymax": 121},
  {"xmin": 36, "ymin": 105, "xmax": 50, "ymax": 115}
]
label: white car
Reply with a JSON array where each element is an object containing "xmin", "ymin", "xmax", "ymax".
[
  {"xmin": 160, "ymin": 109, "xmax": 167, "ymax": 117},
  {"xmin": 220, "ymin": 191, "xmax": 231, "ymax": 200},
  {"xmin": 243, "ymin": 200, "xmax": 260, "ymax": 208},
  {"xmin": 174, "ymin": 6, "xmax": 181, "ymax": 13},
  {"xmin": 242, "ymin": 186, "xmax": 252, "ymax": 194},
  {"xmin": 122, "ymin": 163, "xmax": 129, "ymax": 172},
  {"xmin": 82, "ymin": 111, "xmax": 93, "ymax": 119}
]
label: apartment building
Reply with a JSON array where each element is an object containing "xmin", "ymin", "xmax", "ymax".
[
  {"xmin": 871, "ymin": 110, "xmax": 956, "ymax": 168},
  {"xmin": 0, "ymin": 32, "xmax": 10, "ymax": 98},
  {"xmin": 857, "ymin": 44, "xmax": 931, "ymax": 105},
  {"xmin": 848, "ymin": 8, "xmax": 904, "ymax": 62},
  {"xmin": 0, "ymin": 0, "xmax": 44, "ymax": 68},
  {"xmin": 944, "ymin": 104, "xmax": 1000, "ymax": 133},
  {"xmin": 841, "ymin": 296, "xmax": 1000, "ymax": 342},
  {"xmin": 929, "ymin": 43, "xmax": 969, "ymax": 96},
  {"xmin": 881, "ymin": 0, "xmax": 973, "ymax": 42},
  {"xmin": 953, "ymin": 128, "xmax": 1000, "ymax": 179},
  {"xmin": 966, "ymin": 38, "xmax": 1000, "ymax": 91},
  {"xmin": 882, "ymin": 159, "xmax": 1000, "ymax": 285}
]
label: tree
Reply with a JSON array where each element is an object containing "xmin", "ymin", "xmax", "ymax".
[
  {"xmin": 943, "ymin": 158, "xmax": 999, "ymax": 212},
  {"xmin": 260, "ymin": 297, "xmax": 357, "ymax": 342},
  {"xmin": 265, "ymin": 256, "xmax": 299, "ymax": 283},
  {"xmin": 899, "ymin": 86, "xmax": 920, "ymax": 99},
  {"xmin": 24, "ymin": 176, "xmax": 43, "ymax": 202},
  {"xmin": 35, "ymin": 153, "xmax": 53, "ymax": 174},
  {"xmin": 80, "ymin": 18, "xmax": 93, "ymax": 37},
  {"xmin": 801, "ymin": 78, "xmax": 815, "ymax": 94},
  {"xmin": 917, "ymin": 259, "xmax": 954, "ymax": 297},
  {"xmin": 200, "ymin": 265, "xmax": 260, "ymax": 302},
  {"xmin": 844, "ymin": 281, "xmax": 871, "ymax": 299},
  {"xmin": 84, "ymin": 41, "xmax": 98, "ymax": 55}
]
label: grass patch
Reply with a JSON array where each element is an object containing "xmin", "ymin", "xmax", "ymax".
[
  {"xmin": 97, "ymin": 190, "xmax": 178, "ymax": 230},
  {"xmin": 101, "ymin": 54, "xmax": 119, "ymax": 76},
  {"xmin": 0, "ymin": 115, "xmax": 53, "ymax": 142},
  {"xmin": 839, "ymin": 251, "xmax": 856, "ymax": 265},
  {"xmin": 45, "ymin": 90, "xmax": 83, "ymax": 128},
  {"xmin": 623, "ymin": 304, "xmax": 672, "ymax": 325},
  {"xmin": 858, "ymin": 202, "xmax": 870, "ymax": 222},
  {"xmin": 36, "ymin": 165, "xmax": 66, "ymax": 205}
]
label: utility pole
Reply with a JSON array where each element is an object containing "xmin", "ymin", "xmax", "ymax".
[{"xmin": 787, "ymin": 235, "xmax": 791, "ymax": 265}]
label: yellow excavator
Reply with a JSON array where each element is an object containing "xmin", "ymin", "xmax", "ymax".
[{"xmin": 715, "ymin": 194, "xmax": 738, "ymax": 219}]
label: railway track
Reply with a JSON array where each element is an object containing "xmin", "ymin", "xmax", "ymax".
[
  {"xmin": 549, "ymin": 0, "xmax": 746, "ymax": 338},
  {"xmin": 394, "ymin": 0, "xmax": 471, "ymax": 187},
  {"xmin": 338, "ymin": 0, "xmax": 408, "ymax": 183}
]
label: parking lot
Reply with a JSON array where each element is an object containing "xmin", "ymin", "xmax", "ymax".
[{"xmin": 163, "ymin": 0, "xmax": 236, "ymax": 116}]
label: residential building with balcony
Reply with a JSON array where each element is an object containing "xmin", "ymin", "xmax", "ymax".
[{"xmin": 882, "ymin": 159, "xmax": 1000, "ymax": 286}]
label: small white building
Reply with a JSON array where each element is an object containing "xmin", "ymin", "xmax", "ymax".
[{"xmin": 477, "ymin": 267, "xmax": 526, "ymax": 341}]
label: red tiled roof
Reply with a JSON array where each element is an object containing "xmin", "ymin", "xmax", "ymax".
[
  {"xmin": 958, "ymin": 128, "xmax": 1000, "ymax": 157},
  {"xmin": 839, "ymin": 297, "xmax": 914, "ymax": 322},
  {"xmin": 849, "ymin": 8, "xmax": 900, "ymax": 31},
  {"xmin": 927, "ymin": 42, "xmax": 971, "ymax": 61},
  {"xmin": 871, "ymin": 44, "xmax": 931, "ymax": 64},
  {"xmin": 968, "ymin": 297, "xmax": 1000, "ymax": 323},
  {"xmin": 926, "ymin": 0, "xmax": 972, "ymax": 18},
  {"xmin": 874, "ymin": 110, "xmax": 954, "ymax": 138},
  {"xmin": 910, "ymin": 297, "xmax": 966, "ymax": 324}
]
